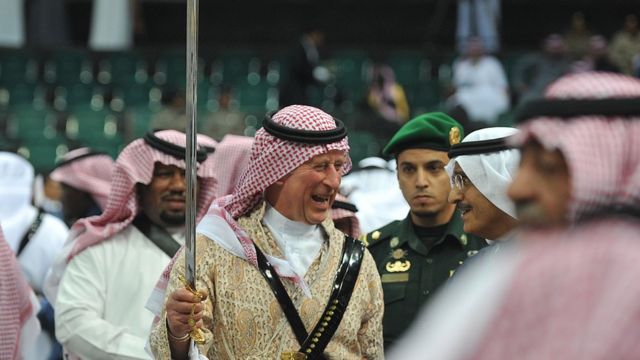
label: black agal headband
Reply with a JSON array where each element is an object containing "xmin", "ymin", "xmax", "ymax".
[
  {"xmin": 143, "ymin": 132, "xmax": 213, "ymax": 163},
  {"xmin": 515, "ymin": 98, "xmax": 640, "ymax": 123},
  {"xmin": 331, "ymin": 199, "xmax": 358, "ymax": 213},
  {"xmin": 52, "ymin": 150, "xmax": 110, "ymax": 171},
  {"xmin": 262, "ymin": 112, "xmax": 347, "ymax": 144},
  {"xmin": 448, "ymin": 136, "xmax": 513, "ymax": 158}
]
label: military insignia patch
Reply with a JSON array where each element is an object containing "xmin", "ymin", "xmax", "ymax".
[
  {"xmin": 449, "ymin": 126, "xmax": 461, "ymax": 145},
  {"xmin": 391, "ymin": 248, "xmax": 407, "ymax": 260},
  {"xmin": 390, "ymin": 236, "xmax": 400, "ymax": 248},
  {"xmin": 386, "ymin": 260, "xmax": 411, "ymax": 273}
]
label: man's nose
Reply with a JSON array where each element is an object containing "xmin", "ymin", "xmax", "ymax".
[
  {"xmin": 415, "ymin": 169, "xmax": 429, "ymax": 188},
  {"xmin": 324, "ymin": 165, "xmax": 341, "ymax": 190},
  {"xmin": 448, "ymin": 186, "xmax": 463, "ymax": 204},
  {"xmin": 169, "ymin": 171, "xmax": 187, "ymax": 190}
]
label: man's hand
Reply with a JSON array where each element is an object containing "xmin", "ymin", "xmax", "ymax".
[{"xmin": 166, "ymin": 287, "xmax": 208, "ymax": 338}]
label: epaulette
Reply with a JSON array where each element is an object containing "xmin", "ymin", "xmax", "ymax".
[{"xmin": 359, "ymin": 229, "xmax": 385, "ymax": 247}]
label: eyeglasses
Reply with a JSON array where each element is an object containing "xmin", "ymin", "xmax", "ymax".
[{"xmin": 451, "ymin": 173, "xmax": 471, "ymax": 191}]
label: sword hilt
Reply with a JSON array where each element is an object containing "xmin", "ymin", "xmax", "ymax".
[{"xmin": 177, "ymin": 273, "xmax": 206, "ymax": 345}]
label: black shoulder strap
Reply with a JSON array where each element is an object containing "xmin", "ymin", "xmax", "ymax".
[
  {"xmin": 298, "ymin": 236, "xmax": 365, "ymax": 359},
  {"xmin": 255, "ymin": 245, "xmax": 310, "ymax": 345},
  {"xmin": 17, "ymin": 208, "xmax": 45, "ymax": 256},
  {"xmin": 254, "ymin": 235, "xmax": 366, "ymax": 360},
  {"xmin": 132, "ymin": 215, "xmax": 181, "ymax": 258}
]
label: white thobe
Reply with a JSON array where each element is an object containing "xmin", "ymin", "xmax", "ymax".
[
  {"xmin": 55, "ymin": 225, "xmax": 181, "ymax": 359},
  {"xmin": 3, "ymin": 205, "xmax": 68, "ymax": 293}
]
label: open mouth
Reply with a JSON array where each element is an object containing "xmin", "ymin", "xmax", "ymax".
[
  {"xmin": 311, "ymin": 194, "xmax": 331, "ymax": 204},
  {"xmin": 458, "ymin": 203, "xmax": 472, "ymax": 216}
]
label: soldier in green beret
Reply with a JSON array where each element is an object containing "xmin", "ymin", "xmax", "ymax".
[{"xmin": 360, "ymin": 112, "xmax": 487, "ymax": 349}]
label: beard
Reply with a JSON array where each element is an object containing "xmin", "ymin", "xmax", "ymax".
[
  {"xmin": 411, "ymin": 210, "xmax": 440, "ymax": 219},
  {"xmin": 160, "ymin": 210, "xmax": 186, "ymax": 226}
]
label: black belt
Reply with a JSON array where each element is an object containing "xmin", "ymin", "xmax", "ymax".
[{"xmin": 255, "ymin": 235, "xmax": 365, "ymax": 360}]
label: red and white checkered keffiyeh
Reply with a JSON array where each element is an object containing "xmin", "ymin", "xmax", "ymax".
[
  {"xmin": 470, "ymin": 218, "xmax": 640, "ymax": 360},
  {"xmin": 471, "ymin": 72, "xmax": 640, "ymax": 359},
  {"xmin": 45, "ymin": 130, "xmax": 218, "ymax": 305},
  {"xmin": 509, "ymin": 72, "xmax": 640, "ymax": 222},
  {"xmin": 0, "ymin": 225, "xmax": 34, "ymax": 359},
  {"xmin": 207, "ymin": 105, "xmax": 351, "ymax": 263},
  {"xmin": 49, "ymin": 147, "xmax": 115, "ymax": 210},
  {"xmin": 210, "ymin": 135, "xmax": 253, "ymax": 199}
]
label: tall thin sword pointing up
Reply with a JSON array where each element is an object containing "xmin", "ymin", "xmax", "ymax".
[{"xmin": 184, "ymin": 0, "xmax": 205, "ymax": 344}]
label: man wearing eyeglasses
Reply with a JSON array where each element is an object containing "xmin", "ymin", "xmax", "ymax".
[
  {"xmin": 446, "ymin": 127, "xmax": 520, "ymax": 245},
  {"xmin": 361, "ymin": 112, "xmax": 487, "ymax": 350}
]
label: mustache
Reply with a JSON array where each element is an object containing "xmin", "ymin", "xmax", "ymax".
[
  {"xmin": 515, "ymin": 202, "xmax": 547, "ymax": 223},
  {"xmin": 456, "ymin": 202, "xmax": 472, "ymax": 212},
  {"xmin": 161, "ymin": 191, "xmax": 186, "ymax": 201}
]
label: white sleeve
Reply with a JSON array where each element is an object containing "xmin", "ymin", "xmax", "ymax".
[
  {"xmin": 55, "ymin": 247, "xmax": 150, "ymax": 360},
  {"xmin": 20, "ymin": 291, "xmax": 42, "ymax": 360}
]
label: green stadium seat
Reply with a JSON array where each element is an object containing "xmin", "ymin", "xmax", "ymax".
[
  {"xmin": 55, "ymin": 84, "xmax": 105, "ymax": 111},
  {"xmin": 97, "ymin": 51, "xmax": 149, "ymax": 87},
  {"xmin": 236, "ymin": 82, "xmax": 277, "ymax": 114},
  {"xmin": 153, "ymin": 49, "xmax": 205, "ymax": 89},
  {"xmin": 17, "ymin": 137, "xmax": 69, "ymax": 173},
  {"xmin": 0, "ymin": 50, "xmax": 38, "ymax": 86},
  {"xmin": 7, "ymin": 106, "xmax": 59, "ymax": 142},
  {"xmin": 44, "ymin": 49, "xmax": 93, "ymax": 85},
  {"xmin": 387, "ymin": 50, "xmax": 431, "ymax": 88},
  {"xmin": 330, "ymin": 49, "xmax": 371, "ymax": 102},
  {"xmin": 125, "ymin": 106, "xmax": 158, "ymax": 141},
  {"xmin": 66, "ymin": 106, "xmax": 122, "ymax": 145},
  {"xmin": 211, "ymin": 49, "xmax": 261, "ymax": 86},
  {"xmin": 1, "ymin": 83, "xmax": 46, "ymax": 109},
  {"xmin": 112, "ymin": 83, "xmax": 154, "ymax": 108},
  {"xmin": 411, "ymin": 80, "xmax": 443, "ymax": 114}
]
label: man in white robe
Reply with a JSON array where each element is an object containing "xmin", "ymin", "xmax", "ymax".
[{"xmin": 45, "ymin": 130, "xmax": 217, "ymax": 359}]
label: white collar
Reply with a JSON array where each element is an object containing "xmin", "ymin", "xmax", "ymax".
[
  {"xmin": 263, "ymin": 204, "xmax": 324, "ymax": 278},
  {"xmin": 263, "ymin": 204, "xmax": 318, "ymax": 236}
]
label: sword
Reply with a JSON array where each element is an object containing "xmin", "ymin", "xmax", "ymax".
[{"xmin": 184, "ymin": 0, "xmax": 205, "ymax": 344}]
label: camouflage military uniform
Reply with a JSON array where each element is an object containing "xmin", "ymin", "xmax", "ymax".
[{"xmin": 362, "ymin": 212, "xmax": 487, "ymax": 349}]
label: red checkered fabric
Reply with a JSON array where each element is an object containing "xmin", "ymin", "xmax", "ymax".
[
  {"xmin": 331, "ymin": 194, "xmax": 361, "ymax": 238},
  {"xmin": 210, "ymin": 135, "xmax": 254, "ymax": 199},
  {"xmin": 509, "ymin": 72, "xmax": 640, "ymax": 222},
  {"xmin": 65, "ymin": 130, "xmax": 218, "ymax": 261},
  {"xmin": 148, "ymin": 105, "xmax": 351, "ymax": 319},
  {"xmin": 471, "ymin": 218, "xmax": 640, "ymax": 360},
  {"xmin": 0, "ymin": 225, "xmax": 34, "ymax": 359},
  {"xmin": 220, "ymin": 105, "xmax": 351, "ymax": 219},
  {"xmin": 50, "ymin": 147, "xmax": 115, "ymax": 210}
]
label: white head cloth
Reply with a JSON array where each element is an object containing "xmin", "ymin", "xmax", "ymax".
[
  {"xmin": 447, "ymin": 127, "xmax": 520, "ymax": 219},
  {"xmin": 0, "ymin": 153, "xmax": 36, "ymax": 246}
]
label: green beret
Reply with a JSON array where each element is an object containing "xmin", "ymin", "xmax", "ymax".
[{"xmin": 382, "ymin": 112, "xmax": 464, "ymax": 156}]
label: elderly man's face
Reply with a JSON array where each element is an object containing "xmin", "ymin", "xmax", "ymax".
[
  {"xmin": 448, "ymin": 163, "xmax": 517, "ymax": 240},
  {"xmin": 397, "ymin": 148, "xmax": 455, "ymax": 227},
  {"xmin": 267, "ymin": 150, "xmax": 346, "ymax": 225},
  {"xmin": 508, "ymin": 140, "xmax": 571, "ymax": 227},
  {"xmin": 140, "ymin": 163, "xmax": 191, "ymax": 227}
]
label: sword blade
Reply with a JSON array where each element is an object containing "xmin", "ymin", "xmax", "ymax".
[{"xmin": 185, "ymin": 0, "xmax": 199, "ymax": 289}]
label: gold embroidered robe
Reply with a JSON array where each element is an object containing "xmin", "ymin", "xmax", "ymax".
[{"xmin": 149, "ymin": 202, "xmax": 384, "ymax": 359}]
